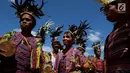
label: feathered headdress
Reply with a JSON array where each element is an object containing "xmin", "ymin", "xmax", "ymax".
[
  {"xmin": 75, "ymin": 20, "xmax": 90, "ymax": 51},
  {"xmin": 37, "ymin": 20, "xmax": 54, "ymax": 44},
  {"xmin": 11, "ymin": 0, "xmax": 45, "ymax": 18},
  {"xmin": 98, "ymin": 0, "xmax": 116, "ymax": 5},
  {"xmin": 67, "ymin": 24, "xmax": 78, "ymax": 39},
  {"xmin": 76, "ymin": 38, "xmax": 87, "ymax": 51},
  {"xmin": 92, "ymin": 40, "xmax": 102, "ymax": 52},
  {"xmin": 50, "ymin": 25, "xmax": 63, "ymax": 40},
  {"xmin": 97, "ymin": 0, "xmax": 125, "ymax": 7}
]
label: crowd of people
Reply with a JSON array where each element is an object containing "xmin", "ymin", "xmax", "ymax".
[{"xmin": 0, "ymin": 0, "xmax": 130, "ymax": 73}]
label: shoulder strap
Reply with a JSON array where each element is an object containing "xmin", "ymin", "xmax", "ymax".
[
  {"xmin": 22, "ymin": 36, "xmax": 32, "ymax": 52},
  {"xmin": 11, "ymin": 32, "xmax": 33, "ymax": 52}
]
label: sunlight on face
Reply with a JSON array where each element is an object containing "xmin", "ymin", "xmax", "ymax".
[
  {"xmin": 20, "ymin": 14, "xmax": 33, "ymax": 31},
  {"xmin": 63, "ymin": 33, "xmax": 73, "ymax": 46}
]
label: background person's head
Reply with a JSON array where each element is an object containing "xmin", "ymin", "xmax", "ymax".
[
  {"xmin": 63, "ymin": 31, "xmax": 75, "ymax": 47},
  {"xmin": 94, "ymin": 48, "xmax": 101, "ymax": 58},
  {"xmin": 50, "ymin": 25, "xmax": 63, "ymax": 52},
  {"xmin": 52, "ymin": 39, "xmax": 63, "ymax": 52},
  {"xmin": 92, "ymin": 41, "xmax": 102, "ymax": 58},
  {"xmin": 77, "ymin": 47, "xmax": 85, "ymax": 55}
]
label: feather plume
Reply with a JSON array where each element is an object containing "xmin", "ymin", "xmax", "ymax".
[
  {"xmin": 75, "ymin": 20, "xmax": 90, "ymax": 50},
  {"xmin": 92, "ymin": 40, "xmax": 102, "ymax": 51},
  {"xmin": 11, "ymin": 0, "xmax": 45, "ymax": 18},
  {"xmin": 37, "ymin": 20, "xmax": 54, "ymax": 44},
  {"xmin": 50, "ymin": 25, "xmax": 63, "ymax": 40}
]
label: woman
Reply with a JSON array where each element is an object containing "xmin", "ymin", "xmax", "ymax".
[
  {"xmin": 55, "ymin": 22, "xmax": 90, "ymax": 73},
  {"xmin": 0, "ymin": 0, "xmax": 50, "ymax": 73},
  {"xmin": 50, "ymin": 25, "xmax": 63, "ymax": 69},
  {"xmin": 91, "ymin": 41, "xmax": 104, "ymax": 73},
  {"xmin": 97, "ymin": 0, "xmax": 130, "ymax": 72}
]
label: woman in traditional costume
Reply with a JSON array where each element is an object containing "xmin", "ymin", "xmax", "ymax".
[
  {"xmin": 91, "ymin": 41, "xmax": 104, "ymax": 73},
  {"xmin": 54, "ymin": 21, "xmax": 90, "ymax": 73},
  {"xmin": 97, "ymin": 0, "xmax": 130, "ymax": 73},
  {"xmin": 0, "ymin": 0, "xmax": 51, "ymax": 73},
  {"xmin": 75, "ymin": 20, "xmax": 90, "ymax": 73},
  {"xmin": 49, "ymin": 25, "xmax": 63, "ymax": 69}
]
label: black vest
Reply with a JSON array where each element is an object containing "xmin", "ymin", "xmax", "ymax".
[{"xmin": 105, "ymin": 23, "xmax": 130, "ymax": 65}]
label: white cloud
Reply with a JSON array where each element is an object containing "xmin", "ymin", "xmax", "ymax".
[
  {"xmin": 86, "ymin": 47, "xmax": 93, "ymax": 51},
  {"xmin": 86, "ymin": 45, "xmax": 104, "ymax": 51},
  {"xmin": 88, "ymin": 33, "xmax": 100, "ymax": 42},
  {"xmin": 42, "ymin": 45, "xmax": 52, "ymax": 53},
  {"xmin": 9, "ymin": 0, "xmax": 15, "ymax": 3},
  {"xmin": 88, "ymin": 30, "xmax": 101, "ymax": 42},
  {"xmin": 101, "ymin": 45, "xmax": 104, "ymax": 51},
  {"xmin": 84, "ymin": 52, "xmax": 89, "ymax": 56},
  {"xmin": 95, "ymin": 32, "xmax": 101, "ymax": 36},
  {"xmin": 13, "ymin": 29, "xmax": 21, "ymax": 32},
  {"xmin": 31, "ymin": 31, "xmax": 37, "ymax": 36}
]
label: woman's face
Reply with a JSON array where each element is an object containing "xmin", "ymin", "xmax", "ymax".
[
  {"xmin": 95, "ymin": 50, "xmax": 101, "ymax": 57},
  {"xmin": 104, "ymin": 4, "xmax": 118, "ymax": 22},
  {"xmin": 20, "ymin": 14, "xmax": 34, "ymax": 31},
  {"xmin": 77, "ymin": 47, "xmax": 85, "ymax": 55},
  {"xmin": 63, "ymin": 33, "xmax": 73, "ymax": 46},
  {"xmin": 52, "ymin": 40, "xmax": 62, "ymax": 51}
]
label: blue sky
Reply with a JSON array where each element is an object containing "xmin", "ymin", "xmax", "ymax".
[{"xmin": 0, "ymin": 0, "xmax": 114, "ymax": 59}]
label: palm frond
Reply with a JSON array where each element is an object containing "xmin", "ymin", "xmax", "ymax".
[{"xmin": 37, "ymin": 20, "xmax": 54, "ymax": 44}]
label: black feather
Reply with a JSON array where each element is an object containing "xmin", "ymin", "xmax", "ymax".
[
  {"xmin": 11, "ymin": 0, "xmax": 45, "ymax": 18},
  {"xmin": 75, "ymin": 20, "xmax": 90, "ymax": 49},
  {"xmin": 50, "ymin": 25, "xmax": 63, "ymax": 39},
  {"xmin": 92, "ymin": 40, "xmax": 101, "ymax": 51}
]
